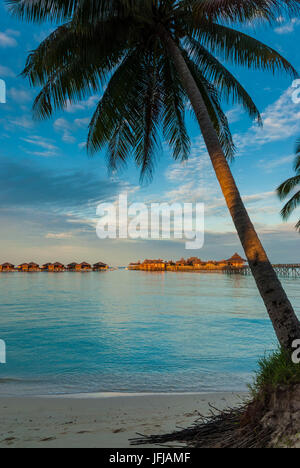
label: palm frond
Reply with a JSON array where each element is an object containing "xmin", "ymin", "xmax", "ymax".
[
  {"xmin": 133, "ymin": 54, "xmax": 163, "ymax": 181},
  {"xmin": 7, "ymin": 0, "xmax": 77, "ymax": 22},
  {"xmin": 277, "ymin": 175, "xmax": 300, "ymax": 199},
  {"xmin": 185, "ymin": 37, "xmax": 262, "ymax": 124},
  {"xmin": 107, "ymin": 120, "xmax": 134, "ymax": 173},
  {"xmin": 189, "ymin": 0, "xmax": 300, "ymax": 23},
  {"xmin": 6, "ymin": 0, "xmax": 139, "ymax": 23},
  {"xmin": 87, "ymin": 47, "xmax": 163, "ymax": 181},
  {"xmin": 182, "ymin": 51, "xmax": 235, "ymax": 161},
  {"xmin": 294, "ymin": 139, "xmax": 300, "ymax": 173},
  {"xmin": 87, "ymin": 49, "xmax": 143, "ymax": 155},
  {"xmin": 281, "ymin": 190, "xmax": 300, "ymax": 220},
  {"xmin": 161, "ymin": 56, "xmax": 191, "ymax": 161},
  {"xmin": 22, "ymin": 20, "xmax": 130, "ymax": 87},
  {"xmin": 191, "ymin": 21, "xmax": 298, "ymax": 78}
]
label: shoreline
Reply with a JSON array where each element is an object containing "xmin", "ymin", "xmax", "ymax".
[{"xmin": 0, "ymin": 391, "xmax": 248, "ymax": 448}]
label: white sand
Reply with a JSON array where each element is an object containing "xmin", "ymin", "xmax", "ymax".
[{"xmin": 0, "ymin": 392, "xmax": 248, "ymax": 448}]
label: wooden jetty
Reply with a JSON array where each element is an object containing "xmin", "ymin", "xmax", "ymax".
[{"xmin": 224, "ymin": 264, "xmax": 300, "ymax": 278}]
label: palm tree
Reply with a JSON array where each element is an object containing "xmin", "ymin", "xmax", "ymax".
[
  {"xmin": 277, "ymin": 140, "xmax": 300, "ymax": 231},
  {"xmin": 8, "ymin": 0, "xmax": 300, "ymax": 350}
]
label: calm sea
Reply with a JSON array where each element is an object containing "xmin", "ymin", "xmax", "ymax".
[{"xmin": 0, "ymin": 270, "xmax": 299, "ymax": 396}]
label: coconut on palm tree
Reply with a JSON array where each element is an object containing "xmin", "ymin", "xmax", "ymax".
[
  {"xmin": 277, "ymin": 140, "xmax": 300, "ymax": 231},
  {"xmin": 8, "ymin": 0, "xmax": 300, "ymax": 350}
]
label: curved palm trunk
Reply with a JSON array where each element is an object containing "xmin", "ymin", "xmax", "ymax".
[{"xmin": 160, "ymin": 28, "xmax": 300, "ymax": 351}]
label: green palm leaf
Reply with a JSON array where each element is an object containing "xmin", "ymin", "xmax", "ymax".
[
  {"xmin": 182, "ymin": 51, "xmax": 235, "ymax": 160},
  {"xmin": 161, "ymin": 56, "xmax": 190, "ymax": 161},
  {"xmin": 281, "ymin": 190, "xmax": 300, "ymax": 220},
  {"xmin": 190, "ymin": 0, "xmax": 300, "ymax": 23},
  {"xmin": 9, "ymin": 0, "xmax": 299, "ymax": 179},
  {"xmin": 191, "ymin": 21, "xmax": 298, "ymax": 77},
  {"xmin": 186, "ymin": 37, "xmax": 262, "ymax": 123},
  {"xmin": 277, "ymin": 175, "xmax": 300, "ymax": 200},
  {"xmin": 7, "ymin": 0, "xmax": 140, "ymax": 23}
]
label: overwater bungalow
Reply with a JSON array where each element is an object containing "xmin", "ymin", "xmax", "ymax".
[
  {"xmin": 128, "ymin": 261, "xmax": 141, "ymax": 270},
  {"xmin": 67, "ymin": 262, "xmax": 77, "ymax": 271},
  {"xmin": 76, "ymin": 262, "xmax": 92, "ymax": 271},
  {"xmin": 0, "ymin": 262, "xmax": 15, "ymax": 272},
  {"xmin": 18, "ymin": 263, "xmax": 29, "ymax": 272},
  {"xmin": 142, "ymin": 259, "xmax": 166, "ymax": 271},
  {"xmin": 50, "ymin": 262, "xmax": 65, "ymax": 272},
  {"xmin": 226, "ymin": 253, "xmax": 247, "ymax": 267},
  {"xmin": 186, "ymin": 257, "xmax": 204, "ymax": 268},
  {"xmin": 28, "ymin": 262, "xmax": 40, "ymax": 272},
  {"xmin": 93, "ymin": 262, "xmax": 108, "ymax": 271},
  {"xmin": 42, "ymin": 262, "xmax": 65, "ymax": 272}
]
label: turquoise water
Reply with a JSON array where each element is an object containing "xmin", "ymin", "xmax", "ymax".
[{"xmin": 0, "ymin": 270, "xmax": 299, "ymax": 396}]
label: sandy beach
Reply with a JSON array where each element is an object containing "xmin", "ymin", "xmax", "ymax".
[{"xmin": 0, "ymin": 392, "xmax": 247, "ymax": 448}]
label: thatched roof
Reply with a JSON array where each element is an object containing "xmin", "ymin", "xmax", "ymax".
[
  {"xmin": 227, "ymin": 253, "xmax": 246, "ymax": 262},
  {"xmin": 80, "ymin": 262, "xmax": 91, "ymax": 267},
  {"xmin": 28, "ymin": 262, "xmax": 39, "ymax": 267},
  {"xmin": 93, "ymin": 262, "xmax": 107, "ymax": 267},
  {"xmin": 1, "ymin": 262, "xmax": 14, "ymax": 267},
  {"xmin": 143, "ymin": 259, "xmax": 165, "ymax": 264}
]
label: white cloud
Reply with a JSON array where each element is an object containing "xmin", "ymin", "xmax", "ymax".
[
  {"xmin": 226, "ymin": 105, "xmax": 244, "ymax": 124},
  {"xmin": 9, "ymin": 88, "xmax": 32, "ymax": 103},
  {"xmin": 274, "ymin": 17, "xmax": 300, "ymax": 34},
  {"xmin": 234, "ymin": 86, "xmax": 300, "ymax": 153},
  {"xmin": 78, "ymin": 142, "xmax": 87, "ymax": 150},
  {"xmin": 0, "ymin": 30, "xmax": 19, "ymax": 48},
  {"xmin": 257, "ymin": 154, "xmax": 295, "ymax": 172},
  {"xmin": 22, "ymin": 136, "xmax": 57, "ymax": 151},
  {"xmin": 54, "ymin": 118, "xmax": 76, "ymax": 143},
  {"xmin": 65, "ymin": 95, "xmax": 100, "ymax": 113},
  {"xmin": 74, "ymin": 117, "xmax": 90, "ymax": 128},
  {"xmin": 9, "ymin": 116, "xmax": 34, "ymax": 129},
  {"xmin": 0, "ymin": 65, "xmax": 15, "ymax": 78},
  {"xmin": 21, "ymin": 136, "xmax": 59, "ymax": 157},
  {"xmin": 45, "ymin": 232, "xmax": 73, "ymax": 239}
]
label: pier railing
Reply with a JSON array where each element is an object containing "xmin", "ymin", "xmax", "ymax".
[{"xmin": 224, "ymin": 264, "xmax": 300, "ymax": 278}]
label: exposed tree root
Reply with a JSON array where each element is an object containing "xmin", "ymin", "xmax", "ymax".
[{"xmin": 131, "ymin": 385, "xmax": 300, "ymax": 449}]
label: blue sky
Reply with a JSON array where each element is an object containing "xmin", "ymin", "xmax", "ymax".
[{"xmin": 0, "ymin": 2, "xmax": 300, "ymax": 266}]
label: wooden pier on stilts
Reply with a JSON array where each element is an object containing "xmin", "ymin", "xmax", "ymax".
[{"xmin": 224, "ymin": 264, "xmax": 300, "ymax": 278}]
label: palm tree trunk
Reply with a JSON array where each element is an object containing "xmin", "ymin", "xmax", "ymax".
[{"xmin": 160, "ymin": 27, "xmax": 300, "ymax": 351}]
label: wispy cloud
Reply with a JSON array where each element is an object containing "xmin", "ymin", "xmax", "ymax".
[
  {"xmin": 0, "ymin": 65, "xmax": 15, "ymax": 77},
  {"xmin": 274, "ymin": 17, "xmax": 300, "ymax": 34},
  {"xmin": 22, "ymin": 136, "xmax": 58, "ymax": 152},
  {"xmin": 234, "ymin": 86, "xmax": 300, "ymax": 153},
  {"xmin": 54, "ymin": 118, "xmax": 76, "ymax": 144},
  {"xmin": 257, "ymin": 154, "xmax": 295, "ymax": 172},
  {"xmin": 9, "ymin": 87, "xmax": 32, "ymax": 103},
  {"xmin": 45, "ymin": 232, "xmax": 73, "ymax": 240},
  {"xmin": 0, "ymin": 29, "xmax": 19, "ymax": 47},
  {"xmin": 226, "ymin": 105, "xmax": 244, "ymax": 124},
  {"xmin": 65, "ymin": 95, "xmax": 101, "ymax": 113},
  {"xmin": 8, "ymin": 115, "xmax": 34, "ymax": 129},
  {"xmin": 21, "ymin": 135, "xmax": 60, "ymax": 158}
]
